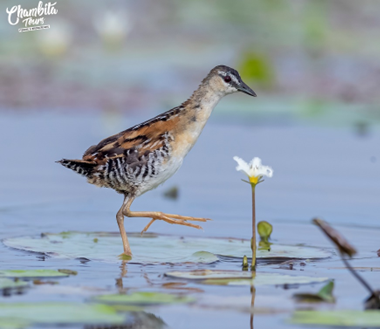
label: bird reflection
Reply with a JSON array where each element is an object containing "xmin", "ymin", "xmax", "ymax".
[{"xmin": 115, "ymin": 260, "xmax": 128, "ymax": 292}]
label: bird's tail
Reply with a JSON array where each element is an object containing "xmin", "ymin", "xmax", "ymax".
[{"xmin": 57, "ymin": 159, "xmax": 96, "ymax": 178}]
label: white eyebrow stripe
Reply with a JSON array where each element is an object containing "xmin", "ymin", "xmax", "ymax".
[{"xmin": 230, "ymin": 74, "xmax": 239, "ymax": 84}]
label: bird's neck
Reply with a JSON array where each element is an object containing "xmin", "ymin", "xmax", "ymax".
[
  {"xmin": 182, "ymin": 82, "xmax": 224, "ymax": 125},
  {"xmin": 169, "ymin": 83, "xmax": 224, "ymax": 159}
]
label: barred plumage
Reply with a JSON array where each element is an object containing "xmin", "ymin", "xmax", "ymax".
[
  {"xmin": 58, "ymin": 159, "xmax": 96, "ymax": 177},
  {"xmin": 58, "ymin": 131, "xmax": 172, "ymax": 196}
]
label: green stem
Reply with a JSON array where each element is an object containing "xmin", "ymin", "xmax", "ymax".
[{"xmin": 251, "ymin": 184, "xmax": 256, "ymax": 271}]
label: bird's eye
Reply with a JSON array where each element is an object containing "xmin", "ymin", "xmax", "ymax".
[{"xmin": 224, "ymin": 75, "xmax": 231, "ymax": 83}]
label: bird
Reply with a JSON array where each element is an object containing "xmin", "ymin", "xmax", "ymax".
[{"xmin": 58, "ymin": 65, "xmax": 256, "ymax": 258}]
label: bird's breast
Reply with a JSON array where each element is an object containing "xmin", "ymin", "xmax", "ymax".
[{"xmin": 170, "ymin": 110, "xmax": 210, "ymax": 158}]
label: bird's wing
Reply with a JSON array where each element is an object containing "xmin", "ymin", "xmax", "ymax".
[{"xmin": 83, "ymin": 107, "xmax": 182, "ymax": 164}]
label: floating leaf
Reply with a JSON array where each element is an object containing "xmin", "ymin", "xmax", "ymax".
[
  {"xmin": 291, "ymin": 310, "xmax": 380, "ymax": 327},
  {"xmin": 0, "ymin": 270, "xmax": 68, "ymax": 279},
  {"xmin": 190, "ymin": 251, "xmax": 218, "ymax": 263},
  {"xmin": 32, "ymin": 280, "xmax": 59, "ymax": 285},
  {"xmin": 0, "ymin": 278, "xmax": 29, "ymax": 290},
  {"xmin": 313, "ymin": 218, "xmax": 357, "ymax": 257},
  {"xmin": 293, "ymin": 281, "xmax": 335, "ymax": 303},
  {"xmin": 0, "ymin": 303, "xmax": 125, "ymax": 329},
  {"xmin": 93, "ymin": 292, "xmax": 195, "ymax": 305},
  {"xmin": 3, "ymin": 232, "xmax": 330, "ymax": 264},
  {"xmin": 161, "ymin": 282, "xmax": 203, "ymax": 293},
  {"xmin": 258, "ymin": 241, "xmax": 272, "ymax": 251},
  {"xmin": 119, "ymin": 253, "xmax": 133, "ymax": 261},
  {"xmin": 165, "ymin": 270, "xmax": 254, "ymax": 280},
  {"xmin": 165, "ymin": 270, "xmax": 329, "ymax": 286}
]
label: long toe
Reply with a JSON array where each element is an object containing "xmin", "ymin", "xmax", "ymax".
[
  {"xmin": 158, "ymin": 214, "xmax": 204, "ymax": 229},
  {"xmin": 165, "ymin": 213, "xmax": 212, "ymax": 222},
  {"xmin": 141, "ymin": 215, "xmax": 204, "ymax": 234}
]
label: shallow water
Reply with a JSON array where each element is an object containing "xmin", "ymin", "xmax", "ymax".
[{"xmin": 1, "ymin": 111, "xmax": 379, "ymax": 328}]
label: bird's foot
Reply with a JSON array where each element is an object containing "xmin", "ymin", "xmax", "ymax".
[{"xmin": 141, "ymin": 213, "xmax": 211, "ymax": 234}]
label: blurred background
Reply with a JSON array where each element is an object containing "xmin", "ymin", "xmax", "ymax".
[
  {"xmin": 0, "ymin": 0, "xmax": 379, "ymax": 234},
  {"xmin": 1, "ymin": 0, "xmax": 380, "ymax": 124}
]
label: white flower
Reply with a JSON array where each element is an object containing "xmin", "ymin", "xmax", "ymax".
[
  {"xmin": 35, "ymin": 20, "xmax": 71, "ymax": 57},
  {"xmin": 93, "ymin": 10, "xmax": 131, "ymax": 47},
  {"xmin": 233, "ymin": 156, "xmax": 273, "ymax": 185}
]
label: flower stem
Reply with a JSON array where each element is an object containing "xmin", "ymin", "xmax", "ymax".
[{"xmin": 251, "ymin": 184, "xmax": 256, "ymax": 271}]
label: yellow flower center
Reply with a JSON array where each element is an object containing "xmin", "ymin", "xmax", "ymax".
[{"xmin": 249, "ymin": 175, "xmax": 260, "ymax": 184}]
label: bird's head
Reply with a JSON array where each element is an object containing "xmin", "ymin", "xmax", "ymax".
[{"xmin": 206, "ymin": 65, "xmax": 257, "ymax": 97}]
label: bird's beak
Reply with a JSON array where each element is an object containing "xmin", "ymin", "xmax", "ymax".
[{"xmin": 238, "ymin": 81, "xmax": 257, "ymax": 97}]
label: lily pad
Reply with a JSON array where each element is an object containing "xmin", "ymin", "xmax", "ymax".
[
  {"xmin": 0, "ymin": 278, "xmax": 29, "ymax": 290},
  {"xmin": 2, "ymin": 232, "xmax": 331, "ymax": 264},
  {"xmin": 0, "ymin": 270, "xmax": 68, "ymax": 279},
  {"xmin": 165, "ymin": 269, "xmax": 254, "ymax": 280},
  {"xmin": 93, "ymin": 292, "xmax": 195, "ymax": 305},
  {"xmin": 165, "ymin": 270, "xmax": 329, "ymax": 286},
  {"xmin": 0, "ymin": 303, "xmax": 125, "ymax": 329},
  {"xmin": 291, "ymin": 310, "xmax": 380, "ymax": 327}
]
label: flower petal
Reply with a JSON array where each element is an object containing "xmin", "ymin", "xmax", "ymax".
[
  {"xmin": 233, "ymin": 156, "xmax": 250, "ymax": 177},
  {"xmin": 249, "ymin": 157, "xmax": 262, "ymax": 169},
  {"xmin": 255, "ymin": 165, "xmax": 273, "ymax": 178},
  {"xmin": 248, "ymin": 157, "xmax": 262, "ymax": 177}
]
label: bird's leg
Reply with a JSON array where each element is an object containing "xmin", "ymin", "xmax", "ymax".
[
  {"xmin": 116, "ymin": 195, "xmax": 133, "ymax": 257},
  {"xmin": 122, "ymin": 197, "xmax": 210, "ymax": 234}
]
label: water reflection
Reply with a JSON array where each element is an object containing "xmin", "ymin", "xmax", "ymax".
[
  {"xmin": 249, "ymin": 271, "xmax": 256, "ymax": 329},
  {"xmin": 116, "ymin": 261, "xmax": 128, "ymax": 291},
  {"xmin": 250, "ymin": 285, "xmax": 256, "ymax": 329}
]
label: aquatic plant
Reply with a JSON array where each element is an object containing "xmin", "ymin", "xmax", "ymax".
[
  {"xmin": 313, "ymin": 218, "xmax": 380, "ymax": 309},
  {"xmin": 233, "ymin": 156, "xmax": 273, "ymax": 270},
  {"xmin": 257, "ymin": 220, "xmax": 273, "ymax": 250}
]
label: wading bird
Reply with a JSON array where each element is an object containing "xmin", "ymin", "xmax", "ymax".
[{"xmin": 58, "ymin": 65, "xmax": 256, "ymax": 257}]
